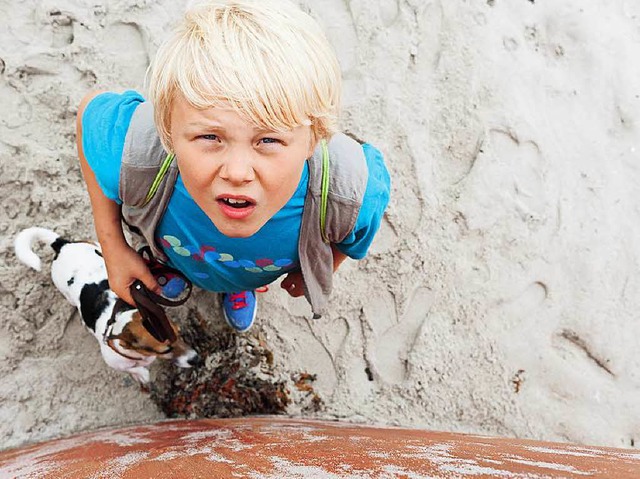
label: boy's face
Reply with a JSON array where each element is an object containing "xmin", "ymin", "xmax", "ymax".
[{"xmin": 170, "ymin": 96, "xmax": 315, "ymax": 238}]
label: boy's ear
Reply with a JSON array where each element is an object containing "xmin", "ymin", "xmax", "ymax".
[{"xmin": 307, "ymin": 131, "xmax": 318, "ymax": 159}]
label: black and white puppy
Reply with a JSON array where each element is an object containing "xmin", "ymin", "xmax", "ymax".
[{"xmin": 14, "ymin": 227, "xmax": 199, "ymax": 384}]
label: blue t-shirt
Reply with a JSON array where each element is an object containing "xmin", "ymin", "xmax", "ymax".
[{"xmin": 82, "ymin": 90, "xmax": 390, "ymax": 292}]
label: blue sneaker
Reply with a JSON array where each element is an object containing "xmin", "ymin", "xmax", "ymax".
[
  {"xmin": 159, "ymin": 276, "xmax": 188, "ymax": 299},
  {"xmin": 222, "ymin": 291, "xmax": 257, "ymax": 332}
]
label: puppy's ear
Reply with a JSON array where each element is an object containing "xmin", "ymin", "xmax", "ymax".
[
  {"xmin": 127, "ymin": 312, "xmax": 173, "ymax": 350},
  {"xmin": 108, "ymin": 325, "xmax": 137, "ymax": 348}
]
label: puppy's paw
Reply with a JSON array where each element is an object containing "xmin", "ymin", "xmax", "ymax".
[{"xmin": 129, "ymin": 366, "xmax": 150, "ymax": 385}]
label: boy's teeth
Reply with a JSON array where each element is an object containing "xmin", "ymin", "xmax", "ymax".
[{"xmin": 224, "ymin": 198, "xmax": 250, "ymax": 207}]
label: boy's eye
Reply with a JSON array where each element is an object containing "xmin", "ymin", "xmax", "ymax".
[
  {"xmin": 259, "ymin": 137, "xmax": 281, "ymax": 145},
  {"xmin": 198, "ymin": 134, "xmax": 219, "ymax": 141}
]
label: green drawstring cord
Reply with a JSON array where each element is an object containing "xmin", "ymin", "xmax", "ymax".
[
  {"xmin": 142, "ymin": 152, "xmax": 175, "ymax": 207},
  {"xmin": 319, "ymin": 139, "xmax": 330, "ymax": 243},
  {"xmin": 142, "ymin": 143, "xmax": 330, "ymax": 243}
]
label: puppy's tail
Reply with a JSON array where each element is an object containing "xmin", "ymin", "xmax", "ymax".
[{"xmin": 14, "ymin": 227, "xmax": 66, "ymax": 272}]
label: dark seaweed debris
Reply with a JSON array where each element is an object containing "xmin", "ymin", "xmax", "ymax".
[{"xmin": 149, "ymin": 308, "xmax": 322, "ymax": 418}]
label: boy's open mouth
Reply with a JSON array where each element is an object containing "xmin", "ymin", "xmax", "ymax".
[
  {"xmin": 220, "ymin": 198, "xmax": 253, "ymax": 208},
  {"xmin": 217, "ymin": 196, "xmax": 256, "ymax": 209},
  {"xmin": 216, "ymin": 195, "xmax": 257, "ymax": 219}
]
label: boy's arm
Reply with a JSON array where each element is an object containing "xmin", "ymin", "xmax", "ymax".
[
  {"xmin": 282, "ymin": 144, "xmax": 389, "ymax": 299},
  {"xmin": 77, "ymin": 92, "xmax": 128, "ymax": 257},
  {"xmin": 280, "ymin": 244, "xmax": 346, "ymax": 298},
  {"xmin": 76, "ymin": 91, "xmax": 160, "ymax": 305},
  {"xmin": 331, "ymin": 243, "xmax": 347, "ymax": 271}
]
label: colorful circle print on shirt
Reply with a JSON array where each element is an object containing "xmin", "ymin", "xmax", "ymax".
[{"xmin": 159, "ymin": 234, "xmax": 294, "ymax": 280}]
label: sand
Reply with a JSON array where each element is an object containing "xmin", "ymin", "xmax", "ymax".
[{"xmin": 2, "ymin": 0, "xmax": 640, "ymax": 451}]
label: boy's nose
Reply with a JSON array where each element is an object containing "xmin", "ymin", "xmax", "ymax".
[{"xmin": 219, "ymin": 153, "xmax": 255, "ymax": 184}]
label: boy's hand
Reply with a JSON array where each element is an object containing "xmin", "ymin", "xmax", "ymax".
[
  {"xmin": 280, "ymin": 246, "xmax": 347, "ymax": 298},
  {"xmin": 103, "ymin": 244, "xmax": 161, "ymax": 306},
  {"xmin": 280, "ymin": 271, "xmax": 305, "ymax": 297}
]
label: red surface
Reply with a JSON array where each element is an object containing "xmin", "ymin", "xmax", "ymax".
[{"xmin": 1, "ymin": 417, "xmax": 639, "ymax": 478}]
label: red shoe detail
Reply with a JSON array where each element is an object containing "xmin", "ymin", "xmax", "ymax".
[{"xmin": 229, "ymin": 292, "xmax": 248, "ymax": 310}]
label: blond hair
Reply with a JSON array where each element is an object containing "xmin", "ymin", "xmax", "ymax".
[{"xmin": 147, "ymin": 0, "xmax": 342, "ymax": 152}]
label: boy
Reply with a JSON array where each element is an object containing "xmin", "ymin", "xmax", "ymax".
[{"xmin": 77, "ymin": 0, "xmax": 390, "ymax": 332}]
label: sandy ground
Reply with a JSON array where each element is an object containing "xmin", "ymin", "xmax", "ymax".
[{"xmin": 2, "ymin": 0, "xmax": 640, "ymax": 451}]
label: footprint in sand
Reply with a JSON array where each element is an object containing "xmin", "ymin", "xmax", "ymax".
[
  {"xmin": 365, "ymin": 286, "xmax": 434, "ymax": 384},
  {"xmin": 379, "ymin": 0, "xmax": 400, "ymax": 28},
  {"xmin": 102, "ymin": 22, "xmax": 149, "ymax": 86},
  {"xmin": 495, "ymin": 280, "xmax": 548, "ymax": 331},
  {"xmin": 368, "ymin": 216, "xmax": 398, "ymax": 255},
  {"xmin": 0, "ymin": 84, "xmax": 32, "ymax": 129},
  {"xmin": 305, "ymin": 2, "xmax": 357, "ymax": 75},
  {"xmin": 48, "ymin": 10, "xmax": 75, "ymax": 48},
  {"xmin": 458, "ymin": 129, "xmax": 548, "ymax": 230}
]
